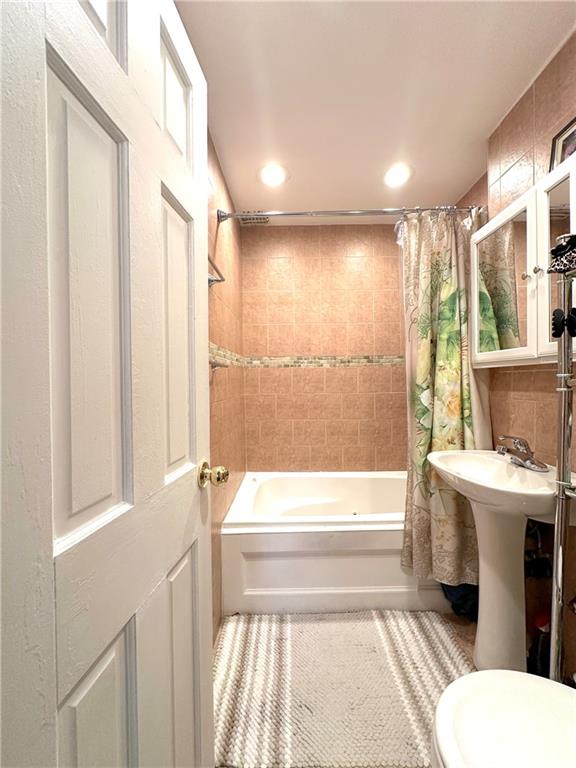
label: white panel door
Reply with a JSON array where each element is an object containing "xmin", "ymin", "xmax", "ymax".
[{"xmin": 2, "ymin": 2, "xmax": 213, "ymax": 766}]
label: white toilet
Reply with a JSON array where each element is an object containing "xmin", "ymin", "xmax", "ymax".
[{"xmin": 431, "ymin": 670, "xmax": 576, "ymax": 768}]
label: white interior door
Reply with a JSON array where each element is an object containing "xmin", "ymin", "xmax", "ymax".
[{"xmin": 2, "ymin": 1, "xmax": 213, "ymax": 766}]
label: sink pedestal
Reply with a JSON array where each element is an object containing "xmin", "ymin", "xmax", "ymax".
[
  {"xmin": 471, "ymin": 502, "xmax": 527, "ymax": 671},
  {"xmin": 428, "ymin": 450, "xmax": 556, "ymax": 672}
]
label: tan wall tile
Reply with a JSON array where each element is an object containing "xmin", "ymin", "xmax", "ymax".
[
  {"xmin": 309, "ymin": 393, "xmax": 343, "ymax": 420},
  {"xmin": 359, "ymin": 419, "xmax": 392, "ymax": 447},
  {"xmin": 325, "ymin": 367, "xmax": 359, "ymax": 393},
  {"xmin": 358, "ymin": 366, "xmax": 391, "ymax": 393},
  {"xmin": 390, "ymin": 364, "xmax": 407, "ymax": 393},
  {"xmin": 292, "ymin": 367, "xmax": 326, "ymax": 393},
  {"xmin": 321, "ymin": 324, "xmax": 349, "ymax": 356},
  {"xmin": 208, "ymin": 137, "xmax": 247, "ymax": 640},
  {"xmin": 487, "ymin": 130, "xmax": 501, "ymax": 187},
  {"xmin": 534, "ymin": 31, "xmax": 576, "ymax": 140},
  {"xmin": 457, "ymin": 173, "xmax": 488, "ymax": 210},
  {"xmin": 343, "ymin": 393, "xmax": 375, "ymax": 420},
  {"xmin": 243, "ymin": 324, "xmax": 268, "ymax": 356},
  {"xmin": 326, "ymin": 419, "xmax": 360, "ymax": 446},
  {"xmin": 268, "ymin": 324, "xmax": 295, "ymax": 355},
  {"xmin": 348, "ymin": 323, "xmax": 375, "ymax": 355},
  {"xmin": 276, "ymin": 393, "xmax": 311, "ymax": 420},
  {"xmin": 498, "ymin": 87, "xmax": 535, "ymax": 176},
  {"xmin": 342, "ymin": 446, "xmax": 376, "ymax": 471},
  {"xmin": 260, "ymin": 367, "xmax": 293, "ymax": 394},
  {"xmin": 499, "ymin": 150, "xmax": 534, "ymax": 211},
  {"xmin": 260, "ymin": 419, "xmax": 293, "ymax": 447},
  {"xmin": 243, "ymin": 367, "xmax": 260, "ymax": 394},
  {"xmin": 246, "ymin": 444, "xmax": 277, "ymax": 471},
  {"xmin": 482, "ymin": 31, "xmax": 576, "ymax": 219},
  {"xmin": 239, "ymin": 222, "xmax": 405, "ymax": 474},
  {"xmin": 245, "ymin": 394, "xmax": 276, "ymax": 420},
  {"xmin": 277, "ymin": 445, "xmax": 311, "ymax": 471},
  {"xmin": 293, "ymin": 420, "xmax": 327, "ymax": 446},
  {"xmin": 309, "ymin": 446, "xmax": 343, "ymax": 471},
  {"xmin": 376, "ymin": 443, "xmax": 407, "ymax": 470},
  {"xmin": 293, "ymin": 323, "xmax": 324, "ymax": 356}
]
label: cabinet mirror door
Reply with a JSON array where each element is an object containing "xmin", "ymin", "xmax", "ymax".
[
  {"xmin": 537, "ymin": 155, "xmax": 576, "ymax": 357},
  {"xmin": 471, "ymin": 190, "xmax": 538, "ymax": 367}
]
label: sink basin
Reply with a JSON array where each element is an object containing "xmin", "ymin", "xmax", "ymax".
[
  {"xmin": 429, "ymin": 450, "xmax": 556, "ymax": 520},
  {"xmin": 427, "ymin": 450, "xmax": 557, "ymax": 672}
]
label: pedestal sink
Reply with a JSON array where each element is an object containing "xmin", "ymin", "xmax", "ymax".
[{"xmin": 428, "ymin": 450, "xmax": 556, "ymax": 672}]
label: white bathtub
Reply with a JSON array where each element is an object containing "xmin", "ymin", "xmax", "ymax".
[{"xmin": 222, "ymin": 472, "xmax": 448, "ymax": 615}]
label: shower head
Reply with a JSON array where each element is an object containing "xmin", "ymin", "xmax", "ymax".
[
  {"xmin": 217, "ymin": 209, "xmax": 270, "ymax": 226},
  {"xmin": 238, "ymin": 213, "xmax": 270, "ymax": 226}
]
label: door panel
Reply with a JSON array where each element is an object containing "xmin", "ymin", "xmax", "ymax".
[
  {"xmin": 136, "ymin": 546, "xmax": 201, "ymax": 768},
  {"xmin": 136, "ymin": 579, "xmax": 175, "ymax": 768},
  {"xmin": 79, "ymin": 0, "xmax": 127, "ymax": 66},
  {"xmin": 161, "ymin": 37, "xmax": 191, "ymax": 159},
  {"xmin": 168, "ymin": 549, "xmax": 197, "ymax": 767},
  {"xmin": 162, "ymin": 195, "xmax": 193, "ymax": 481},
  {"xmin": 47, "ymin": 69, "xmax": 131, "ymax": 541},
  {"xmin": 2, "ymin": 1, "xmax": 213, "ymax": 765},
  {"xmin": 58, "ymin": 627, "xmax": 132, "ymax": 768}
]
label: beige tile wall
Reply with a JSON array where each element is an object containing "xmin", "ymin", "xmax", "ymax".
[
  {"xmin": 208, "ymin": 136, "xmax": 246, "ymax": 639},
  {"xmin": 244, "ymin": 364, "xmax": 407, "ymax": 472},
  {"xmin": 467, "ymin": 31, "xmax": 576, "ymax": 678},
  {"xmin": 240, "ymin": 224, "xmax": 407, "ymax": 471},
  {"xmin": 457, "ymin": 172, "xmax": 488, "ymax": 209},
  {"xmin": 490, "ymin": 365, "xmax": 576, "ymax": 675},
  {"xmin": 241, "ymin": 224, "xmax": 403, "ymax": 357},
  {"xmin": 488, "ymin": 31, "xmax": 576, "ymax": 217}
]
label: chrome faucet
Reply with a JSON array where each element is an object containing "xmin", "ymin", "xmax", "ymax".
[{"xmin": 496, "ymin": 435, "xmax": 548, "ymax": 473}]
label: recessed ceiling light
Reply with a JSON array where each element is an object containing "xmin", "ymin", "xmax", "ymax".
[
  {"xmin": 260, "ymin": 163, "xmax": 288, "ymax": 188},
  {"xmin": 384, "ymin": 162, "xmax": 413, "ymax": 188}
]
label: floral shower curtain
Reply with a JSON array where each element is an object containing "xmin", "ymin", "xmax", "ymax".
[{"xmin": 400, "ymin": 210, "xmax": 492, "ymax": 585}]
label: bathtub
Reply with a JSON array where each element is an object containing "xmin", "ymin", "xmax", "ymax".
[{"xmin": 221, "ymin": 472, "xmax": 448, "ymax": 615}]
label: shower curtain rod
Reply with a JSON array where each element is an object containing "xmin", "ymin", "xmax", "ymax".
[{"xmin": 217, "ymin": 205, "xmax": 477, "ymax": 223}]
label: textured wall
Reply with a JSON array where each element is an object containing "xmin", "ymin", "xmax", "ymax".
[
  {"xmin": 208, "ymin": 136, "xmax": 246, "ymax": 639},
  {"xmin": 240, "ymin": 224, "xmax": 407, "ymax": 471}
]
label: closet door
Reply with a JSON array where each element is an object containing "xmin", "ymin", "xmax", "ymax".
[{"xmin": 2, "ymin": 2, "xmax": 213, "ymax": 766}]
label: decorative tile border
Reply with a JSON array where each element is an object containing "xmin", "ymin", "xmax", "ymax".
[{"xmin": 209, "ymin": 342, "xmax": 404, "ymax": 368}]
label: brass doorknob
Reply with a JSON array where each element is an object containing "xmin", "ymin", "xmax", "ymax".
[{"xmin": 197, "ymin": 460, "xmax": 229, "ymax": 488}]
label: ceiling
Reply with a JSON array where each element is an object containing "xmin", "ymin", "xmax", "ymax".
[{"xmin": 178, "ymin": 1, "xmax": 576, "ymax": 218}]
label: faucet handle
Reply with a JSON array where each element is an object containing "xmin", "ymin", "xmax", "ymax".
[{"xmin": 497, "ymin": 435, "xmax": 532, "ymax": 453}]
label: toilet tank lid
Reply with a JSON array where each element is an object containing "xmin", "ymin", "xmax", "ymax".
[{"xmin": 435, "ymin": 670, "xmax": 576, "ymax": 768}]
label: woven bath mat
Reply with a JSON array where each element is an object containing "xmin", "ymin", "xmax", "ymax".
[{"xmin": 213, "ymin": 610, "xmax": 474, "ymax": 768}]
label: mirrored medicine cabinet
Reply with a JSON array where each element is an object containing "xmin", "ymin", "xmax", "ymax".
[{"xmin": 471, "ymin": 153, "xmax": 576, "ymax": 367}]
